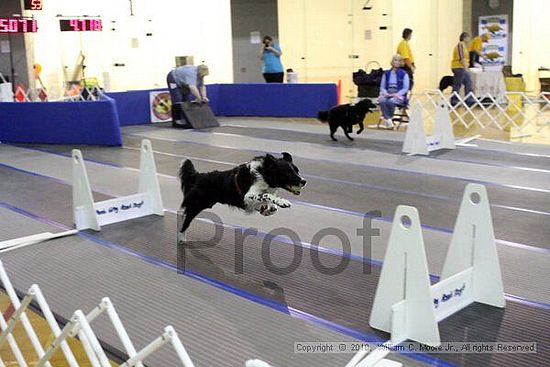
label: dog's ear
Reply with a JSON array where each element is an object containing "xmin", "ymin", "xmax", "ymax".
[
  {"xmin": 264, "ymin": 154, "xmax": 277, "ymax": 165},
  {"xmin": 281, "ymin": 152, "xmax": 293, "ymax": 162}
]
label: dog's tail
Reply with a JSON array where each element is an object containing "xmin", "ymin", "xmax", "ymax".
[
  {"xmin": 317, "ymin": 111, "xmax": 329, "ymax": 123},
  {"xmin": 179, "ymin": 159, "xmax": 197, "ymax": 193}
]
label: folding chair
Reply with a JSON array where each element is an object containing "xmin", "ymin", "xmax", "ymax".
[{"xmin": 376, "ymin": 92, "xmax": 411, "ymax": 130}]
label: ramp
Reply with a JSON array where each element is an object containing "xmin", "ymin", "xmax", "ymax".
[{"xmin": 180, "ymin": 102, "xmax": 220, "ymax": 129}]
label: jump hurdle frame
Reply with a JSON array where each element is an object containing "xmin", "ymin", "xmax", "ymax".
[
  {"xmin": 402, "ymin": 101, "xmax": 455, "ymax": 155},
  {"xmin": 0, "ymin": 260, "xmax": 195, "ymax": 367},
  {"xmin": 72, "ymin": 139, "xmax": 164, "ymax": 231},
  {"xmin": 369, "ymin": 183, "xmax": 505, "ymax": 346},
  {"xmin": 240, "ymin": 185, "xmax": 505, "ymax": 366}
]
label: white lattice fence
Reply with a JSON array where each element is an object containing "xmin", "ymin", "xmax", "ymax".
[
  {"xmin": 416, "ymin": 90, "xmax": 550, "ymax": 133},
  {"xmin": 0, "ymin": 261, "xmax": 195, "ymax": 367},
  {"xmin": 10, "ymin": 85, "xmax": 105, "ymax": 102}
]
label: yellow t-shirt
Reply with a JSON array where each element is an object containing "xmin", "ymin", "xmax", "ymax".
[
  {"xmin": 396, "ymin": 40, "xmax": 414, "ymax": 64},
  {"xmin": 469, "ymin": 36, "xmax": 482, "ymax": 53},
  {"xmin": 451, "ymin": 42, "xmax": 469, "ymax": 69}
]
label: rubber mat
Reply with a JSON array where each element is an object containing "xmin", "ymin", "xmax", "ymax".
[
  {"xmin": 1, "ymin": 161, "xmax": 549, "ymax": 307},
  {"xmin": 0, "ymin": 235, "xmax": 381, "ymax": 367},
  {"xmin": 21, "ymin": 138, "xmax": 549, "ymax": 250},
  {"xmin": 2, "ymin": 153, "xmax": 550, "ymax": 308},
  {"xmin": 89, "ymin": 213, "xmax": 550, "ymax": 367},
  {"xmin": 208, "ymin": 125, "xmax": 550, "ymax": 172},
  {"xmin": 118, "ymin": 134, "xmax": 550, "ymax": 214},
  {"xmin": 0, "ymin": 207, "xmax": 57, "ymax": 240},
  {"xmin": 0, "ymin": 157, "xmax": 549, "ymax": 366}
]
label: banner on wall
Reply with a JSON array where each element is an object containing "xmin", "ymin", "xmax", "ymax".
[
  {"xmin": 478, "ymin": 14, "xmax": 508, "ymax": 67},
  {"xmin": 149, "ymin": 91, "xmax": 172, "ymax": 123}
]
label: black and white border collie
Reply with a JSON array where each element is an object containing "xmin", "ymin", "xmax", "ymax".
[{"xmin": 177, "ymin": 152, "xmax": 306, "ymax": 242}]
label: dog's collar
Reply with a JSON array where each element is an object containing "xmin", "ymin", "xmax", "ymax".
[{"xmin": 234, "ymin": 172, "xmax": 243, "ymax": 197}]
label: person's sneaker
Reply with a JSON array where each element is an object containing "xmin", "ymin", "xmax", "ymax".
[
  {"xmin": 385, "ymin": 118, "xmax": 395, "ymax": 129},
  {"xmin": 172, "ymin": 120, "xmax": 193, "ymax": 129}
]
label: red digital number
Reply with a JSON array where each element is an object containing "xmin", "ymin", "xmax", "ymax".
[
  {"xmin": 19, "ymin": 19, "xmax": 28, "ymax": 33},
  {"xmin": 0, "ymin": 18, "xmax": 37, "ymax": 33},
  {"xmin": 9, "ymin": 19, "xmax": 18, "ymax": 33},
  {"xmin": 80, "ymin": 19, "xmax": 87, "ymax": 31},
  {"xmin": 32, "ymin": 0, "xmax": 42, "ymax": 10},
  {"xmin": 91, "ymin": 19, "xmax": 102, "ymax": 31},
  {"xmin": 70, "ymin": 19, "xmax": 79, "ymax": 31}
]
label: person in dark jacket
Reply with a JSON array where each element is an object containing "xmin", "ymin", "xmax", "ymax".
[{"xmin": 378, "ymin": 55, "xmax": 410, "ymax": 129}]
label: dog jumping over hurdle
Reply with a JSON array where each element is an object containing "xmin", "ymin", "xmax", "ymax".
[{"xmin": 177, "ymin": 152, "xmax": 306, "ymax": 242}]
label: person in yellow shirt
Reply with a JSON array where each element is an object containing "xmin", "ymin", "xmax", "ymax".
[
  {"xmin": 469, "ymin": 33, "xmax": 491, "ymax": 67},
  {"xmin": 451, "ymin": 32, "xmax": 474, "ymax": 106},
  {"xmin": 396, "ymin": 28, "xmax": 415, "ymax": 88}
]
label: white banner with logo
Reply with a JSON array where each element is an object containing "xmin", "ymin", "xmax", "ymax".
[
  {"xmin": 478, "ymin": 14, "xmax": 508, "ymax": 67},
  {"xmin": 149, "ymin": 90, "xmax": 172, "ymax": 123}
]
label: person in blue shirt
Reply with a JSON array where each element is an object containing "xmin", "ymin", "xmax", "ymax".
[
  {"xmin": 378, "ymin": 54, "xmax": 410, "ymax": 129},
  {"xmin": 166, "ymin": 64, "xmax": 209, "ymax": 127},
  {"xmin": 258, "ymin": 35, "xmax": 284, "ymax": 83}
]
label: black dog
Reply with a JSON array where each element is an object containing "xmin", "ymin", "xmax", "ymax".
[
  {"xmin": 177, "ymin": 153, "xmax": 306, "ymax": 243},
  {"xmin": 439, "ymin": 76, "xmax": 454, "ymax": 92},
  {"xmin": 317, "ymin": 98, "xmax": 376, "ymax": 141}
]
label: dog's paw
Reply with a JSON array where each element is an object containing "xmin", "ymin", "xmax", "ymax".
[
  {"xmin": 274, "ymin": 198, "xmax": 291, "ymax": 208},
  {"xmin": 258, "ymin": 204, "xmax": 278, "ymax": 216},
  {"xmin": 177, "ymin": 232, "xmax": 186, "ymax": 245}
]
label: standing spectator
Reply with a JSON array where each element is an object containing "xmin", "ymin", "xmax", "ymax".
[
  {"xmin": 469, "ymin": 33, "xmax": 491, "ymax": 67},
  {"xmin": 451, "ymin": 32, "xmax": 475, "ymax": 106},
  {"xmin": 258, "ymin": 35, "xmax": 284, "ymax": 83},
  {"xmin": 166, "ymin": 64, "xmax": 209, "ymax": 128},
  {"xmin": 396, "ymin": 28, "xmax": 415, "ymax": 89},
  {"xmin": 378, "ymin": 55, "xmax": 410, "ymax": 129}
]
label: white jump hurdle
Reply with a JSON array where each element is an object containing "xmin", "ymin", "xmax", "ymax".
[
  {"xmin": 72, "ymin": 139, "xmax": 164, "ymax": 231},
  {"xmin": 369, "ymin": 183, "xmax": 505, "ymax": 346},
  {"xmin": 402, "ymin": 101, "xmax": 455, "ymax": 156}
]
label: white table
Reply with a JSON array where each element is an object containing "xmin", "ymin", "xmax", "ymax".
[{"xmin": 467, "ymin": 70, "xmax": 506, "ymax": 103}]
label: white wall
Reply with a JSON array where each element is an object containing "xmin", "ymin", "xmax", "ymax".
[
  {"xmin": 512, "ymin": 0, "xmax": 550, "ymax": 92},
  {"xmin": 25, "ymin": 0, "xmax": 233, "ymax": 91},
  {"xmin": 278, "ymin": 0, "xmax": 463, "ymax": 97}
]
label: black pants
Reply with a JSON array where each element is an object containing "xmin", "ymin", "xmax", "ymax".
[
  {"xmin": 166, "ymin": 71, "xmax": 191, "ymax": 127},
  {"xmin": 402, "ymin": 66, "xmax": 414, "ymax": 90},
  {"xmin": 263, "ymin": 72, "xmax": 284, "ymax": 83},
  {"xmin": 469, "ymin": 51, "xmax": 479, "ymax": 68}
]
